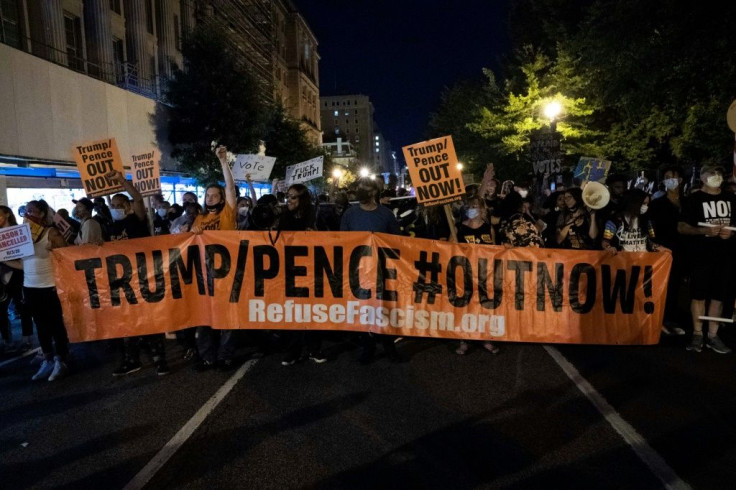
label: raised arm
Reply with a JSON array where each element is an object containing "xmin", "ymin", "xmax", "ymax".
[
  {"xmin": 216, "ymin": 145, "xmax": 237, "ymax": 209},
  {"xmin": 109, "ymin": 170, "xmax": 147, "ymax": 221}
]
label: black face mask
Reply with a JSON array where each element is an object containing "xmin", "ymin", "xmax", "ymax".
[
  {"xmin": 355, "ymin": 189, "xmax": 373, "ymax": 203},
  {"xmin": 205, "ymin": 201, "xmax": 225, "ymax": 213}
]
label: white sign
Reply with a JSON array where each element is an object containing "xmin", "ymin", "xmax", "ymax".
[
  {"xmin": 285, "ymin": 156, "xmax": 324, "ymax": 185},
  {"xmin": 231, "ymin": 154, "xmax": 277, "ymax": 182},
  {"xmin": 0, "ymin": 224, "xmax": 34, "ymax": 261}
]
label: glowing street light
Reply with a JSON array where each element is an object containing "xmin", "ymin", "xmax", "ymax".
[
  {"xmin": 332, "ymin": 168, "xmax": 343, "ymax": 179},
  {"xmin": 359, "ymin": 167, "xmax": 370, "ymax": 178},
  {"xmin": 456, "ymin": 162, "xmax": 464, "ymax": 171},
  {"xmin": 544, "ymin": 101, "xmax": 562, "ymax": 128}
]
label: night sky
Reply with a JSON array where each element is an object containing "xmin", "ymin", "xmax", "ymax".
[{"xmin": 297, "ymin": 0, "xmax": 511, "ymax": 153}]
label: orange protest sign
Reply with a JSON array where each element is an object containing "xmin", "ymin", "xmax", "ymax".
[
  {"xmin": 402, "ymin": 136, "xmax": 465, "ymax": 205},
  {"xmin": 131, "ymin": 150, "xmax": 161, "ymax": 197},
  {"xmin": 52, "ymin": 232, "xmax": 670, "ymax": 346},
  {"xmin": 72, "ymin": 138, "xmax": 126, "ymax": 197}
]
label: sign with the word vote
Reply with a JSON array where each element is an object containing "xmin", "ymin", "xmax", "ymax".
[
  {"xmin": 285, "ymin": 156, "xmax": 323, "ymax": 185},
  {"xmin": 72, "ymin": 138, "xmax": 126, "ymax": 197},
  {"xmin": 0, "ymin": 224, "xmax": 34, "ymax": 261},
  {"xmin": 130, "ymin": 150, "xmax": 161, "ymax": 197},
  {"xmin": 574, "ymin": 157, "xmax": 611, "ymax": 183},
  {"xmin": 52, "ymin": 231, "xmax": 670, "ymax": 345},
  {"xmin": 231, "ymin": 154, "xmax": 277, "ymax": 182},
  {"xmin": 402, "ymin": 136, "xmax": 464, "ymax": 206},
  {"xmin": 529, "ymin": 129, "xmax": 562, "ymax": 176}
]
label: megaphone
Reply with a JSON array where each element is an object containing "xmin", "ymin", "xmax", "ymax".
[{"xmin": 582, "ymin": 181, "xmax": 610, "ymax": 210}]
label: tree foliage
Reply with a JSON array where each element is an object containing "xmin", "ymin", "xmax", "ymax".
[
  {"xmin": 163, "ymin": 24, "xmax": 322, "ymax": 185},
  {"xmin": 429, "ymin": 0, "xmax": 736, "ymax": 180}
]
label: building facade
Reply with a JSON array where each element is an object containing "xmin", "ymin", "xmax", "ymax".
[{"xmin": 0, "ymin": 0, "xmax": 320, "ymax": 208}]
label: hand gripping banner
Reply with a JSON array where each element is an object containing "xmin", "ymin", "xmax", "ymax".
[{"xmin": 52, "ymin": 231, "xmax": 671, "ymax": 345}]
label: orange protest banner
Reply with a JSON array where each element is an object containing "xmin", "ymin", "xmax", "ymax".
[
  {"xmin": 402, "ymin": 135, "xmax": 465, "ymax": 205},
  {"xmin": 72, "ymin": 138, "xmax": 126, "ymax": 197},
  {"xmin": 130, "ymin": 150, "xmax": 161, "ymax": 197},
  {"xmin": 52, "ymin": 232, "xmax": 671, "ymax": 346}
]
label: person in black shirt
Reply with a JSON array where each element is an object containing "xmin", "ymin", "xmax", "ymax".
[{"xmin": 678, "ymin": 165, "xmax": 735, "ymax": 354}]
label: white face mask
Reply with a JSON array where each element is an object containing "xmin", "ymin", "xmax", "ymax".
[
  {"xmin": 110, "ymin": 208, "xmax": 127, "ymax": 221},
  {"xmin": 238, "ymin": 207, "xmax": 250, "ymax": 217},
  {"xmin": 466, "ymin": 208, "xmax": 480, "ymax": 220},
  {"xmin": 157, "ymin": 208, "xmax": 168, "ymax": 218},
  {"xmin": 664, "ymin": 178, "xmax": 679, "ymax": 191},
  {"xmin": 639, "ymin": 204, "xmax": 648, "ymax": 214},
  {"xmin": 518, "ymin": 190, "xmax": 529, "ymax": 198},
  {"xmin": 706, "ymin": 175, "xmax": 723, "ymax": 188}
]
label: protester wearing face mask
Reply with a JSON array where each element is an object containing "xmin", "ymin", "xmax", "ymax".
[
  {"xmin": 153, "ymin": 201, "xmax": 171, "ymax": 236},
  {"xmin": 649, "ymin": 166, "xmax": 687, "ymax": 336},
  {"xmin": 102, "ymin": 171, "xmax": 170, "ymax": 376},
  {"xmin": 602, "ymin": 189, "xmax": 657, "ymax": 254},
  {"xmin": 455, "ymin": 196, "xmax": 494, "ymax": 244},
  {"xmin": 678, "ymin": 164, "xmax": 736, "ymax": 355},
  {"xmin": 72, "ymin": 197, "xmax": 103, "ymax": 245},
  {"xmin": 341, "ymin": 178, "xmax": 403, "ymax": 364}
]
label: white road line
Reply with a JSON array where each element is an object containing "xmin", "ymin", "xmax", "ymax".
[
  {"xmin": 544, "ymin": 346, "xmax": 691, "ymax": 490},
  {"xmin": 123, "ymin": 359, "xmax": 259, "ymax": 490},
  {"xmin": 0, "ymin": 347, "xmax": 40, "ymax": 368}
]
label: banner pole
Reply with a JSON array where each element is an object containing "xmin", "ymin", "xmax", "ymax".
[{"xmin": 443, "ymin": 204, "xmax": 457, "ymax": 242}]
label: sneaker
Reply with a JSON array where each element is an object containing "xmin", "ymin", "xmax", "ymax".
[
  {"xmin": 706, "ymin": 335, "xmax": 732, "ymax": 354},
  {"xmin": 661, "ymin": 325, "xmax": 672, "ymax": 336},
  {"xmin": 183, "ymin": 348, "xmax": 197, "ymax": 361},
  {"xmin": 155, "ymin": 360, "xmax": 171, "ymax": 376},
  {"xmin": 671, "ymin": 327, "xmax": 686, "ymax": 336},
  {"xmin": 112, "ymin": 360, "xmax": 142, "ymax": 376},
  {"xmin": 281, "ymin": 353, "xmax": 299, "ymax": 366},
  {"xmin": 482, "ymin": 341, "xmax": 500, "ymax": 355},
  {"xmin": 686, "ymin": 333, "xmax": 704, "ymax": 352},
  {"xmin": 48, "ymin": 356, "xmax": 68, "ymax": 381},
  {"xmin": 308, "ymin": 352, "xmax": 328, "ymax": 364},
  {"xmin": 455, "ymin": 341, "xmax": 470, "ymax": 355},
  {"xmin": 32, "ymin": 359, "xmax": 54, "ymax": 380}
]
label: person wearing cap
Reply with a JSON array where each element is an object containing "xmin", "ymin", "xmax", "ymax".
[
  {"xmin": 678, "ymin": 164, "xmax": 735, "ymax": 354},
  {"xmin": 73, "ymin": 198, "xmax": 103, "ymax": 245}
]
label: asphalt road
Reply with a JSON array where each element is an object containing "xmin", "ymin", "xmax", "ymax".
[{"xmin": 2, "ymin": 325, "xmax": 735, "ymax": 489}]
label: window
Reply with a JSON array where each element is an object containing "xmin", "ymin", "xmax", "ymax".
[
  {"xmin": 344, "ymin": 110, "xmax": 349, "ymax": 116},
  {"xmin": 355, "ymin": 110, "xmax": 358, "ymax": 115},
  {"xmin": 110, "ymin": 0, "xmax": 122, "ymax": 14},
  {"xmin": 0, "ymin": 0, "xmax": 22, "ymax": 48},
  {"xmin": 335, "ymin": 128, "xmax": 340, "ymax": 135},
  {"xmin": 145, "ymin": 0, "xmax": 154, "ymax": 34},
  {"xmin": 334, "ymin": 110, "xmax": 339, "ymax": 117},
  {"xmin": 63, "ymin": 12, "xmax": 84, "ymax": 71},
  {"xmin": 346, "ymin": 119, "xmax": 349, "ymax": 124}
]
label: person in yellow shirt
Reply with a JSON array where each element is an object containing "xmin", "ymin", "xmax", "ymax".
[
  {"xmin": 191, "ymin": 145, "xmax": 237, "ymax": 233},
  {"xmin": 191, "ymin": 144, "xmax": 240, "ymax": 371}
]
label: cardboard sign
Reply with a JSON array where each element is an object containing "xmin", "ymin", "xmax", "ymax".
[
  {"xmin": 130, "ymin": 150, "xmax": 161, "ymax": 197},
  {"xmin": 529, "ymin": 129, "xmax": 562, "ymax": 176},
  {"xmin": 0, "ymin": 224, "xmax": 34, "ymax": 261},
  {"xmin": 285, "ymin": 156, "xmax": 323, "ymax": 185},
  {"xmin": 402, "ymin": 136, "xmax": 464, "ymax": 206},
  {"xmin": 72, "ymin": 138, "xmax": 126, "ymax": 197},
  {"xmin": 574, "ymin": 157, "xmax": 611, "ymax": 183},
  {"xmin": 53, "ymin": 214, "xmax": 74, "ymax": 243},
  {"xmin": 52, "ymin": 231, "xmax": 671, "ymax": 345},
  {"xmin": 231, "ymin": 154, "xmax": 277, "ymax": 182}
]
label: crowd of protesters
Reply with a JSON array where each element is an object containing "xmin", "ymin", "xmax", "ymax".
[{"xmin": 2, "ymin": 149, "xmax": 735, "ymax": 381}]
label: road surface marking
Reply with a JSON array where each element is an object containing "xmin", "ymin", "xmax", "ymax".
[
  {"xmin": 0, "ymin": 347, "xmax": 41, "ymax": 368},
  {"xmin": 545, "ymin": 346, "xmax": 691, "ymax": 490},
  {"xmin": 123, "ymin": 359, "xmax": 258, "ymax": 490}
]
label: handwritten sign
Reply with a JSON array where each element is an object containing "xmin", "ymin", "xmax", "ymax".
[
  {"xmin": 402, "ymin": 135, "xmax": 464, "ymax": 206},
  {"xmin": 231, "ymin": 154, "xmax": 277, "ymax": 182},
  {"xmin": 529, "ymin": 129, "xmax": 562, "ymax": 176},
  {"xmin": 0, "ymin": 224, "xmax": 34, "ymax": 261},
  {"xmin": 131, "ymin": 150, "xmax": 161, "ymax": 197},
  {"xmin": 285, "ymin": 156, "xmax": 323, "ymax": 185},
  {"xmin": 574, "ymin": 157, "xmax": 611, "ymax": 183}
]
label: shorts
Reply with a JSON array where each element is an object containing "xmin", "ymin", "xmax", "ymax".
[{"xmin": 688, "ymin": 254, "xmax": 735, "ymax": 302}]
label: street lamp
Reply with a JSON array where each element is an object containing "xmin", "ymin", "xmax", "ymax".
[
  {"xmin": 456, "ymin": 162, "xmax": 464, "ymax": 171},
  {"xmin": 544, "ymin": 101, "xmax": 562, "ymax": 130},
  {"xmin": 359, "ymin": 167, "xmax": 370, "ymax": 178},
  {"xmin": 332, "ymin": 168, "xmax": 343, "ymax": 179}
]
